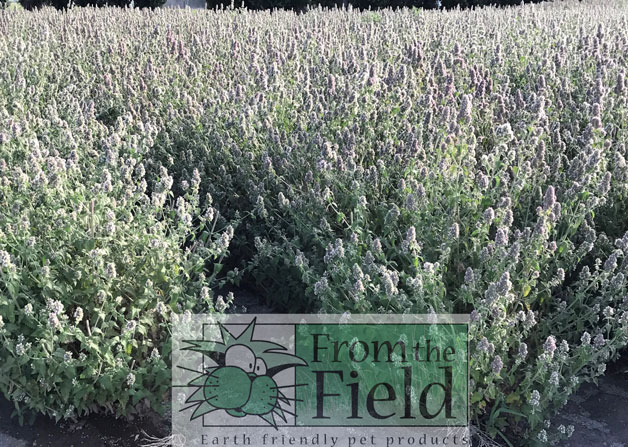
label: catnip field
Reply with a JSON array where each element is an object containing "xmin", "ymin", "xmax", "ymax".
[{"xmin": 0, "ymin": 0, "xmax": 628, "ymax": 445}]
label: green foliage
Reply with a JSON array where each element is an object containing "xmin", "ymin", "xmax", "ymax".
[
  {"xmin": 140, "ymin": 3, "xmax": 628, "ymax": 443},
  {"xmin": 18, "ymin": 0, "xmax": 72, "ymax": 9},
  {"xmin": 206, "ymin": 0, "xmax": 308, "ymax": 10},
  {"xmin": 0, "ymin": 133, "xmax": 237, "ymax": 421},
  {"xmin": 18, "ymin": 0, "xmax": 53, "ymax": 10},
  {"xmin": 73, "ymin": 0, "xmax": 131, "ymax": 7},
  {"xmin": 205, "ymin": 0, "xmax": 553, "ymax": 10},
  {"xmin": 1, "ymin": 2, "xmax": 628, "ymax": 446},
  {"xmin": 16, "ymin": 0, "xmax": 163, "ymax": 10},
  {"xmin": 134, "ymin": 0, "xmax": 166, "ymax": 8}
]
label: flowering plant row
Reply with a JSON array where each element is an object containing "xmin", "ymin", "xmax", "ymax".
[{"xmin": 1, "ymin": 1, "xmax": 628, "ymax": 444}]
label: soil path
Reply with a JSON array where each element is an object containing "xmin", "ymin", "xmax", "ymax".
[{"xmin": 556, "ymin": 355, "xmax": 628, "ymax": 447}]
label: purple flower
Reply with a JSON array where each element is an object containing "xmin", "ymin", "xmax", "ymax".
[
  {"xmin": 464, "ymin": 267, "xmax": 475, "ymax": 285},
  {"xmin": 477, "ymin": 337, "xmax": 490, "ymax": 353},
  {"xmin": 491, "ymin": 355, "xmax": 503, "ymax": 374},
  {"xmin": 543, "ymin": 336, "xmax": 557, "ymax": 358},
  {"xmin": 598, "ymin": 172, "xmax": 611, "ymax": 195},
  {"xmin": 543, "ymin": 186, "xmax": 556, "ymax": 210},
  {"xmin": 593, "ymin": 334, "xmax": 606, "ymax": 348},
  {"xmin": 495, "ymin": 227, "xmax": 509, "ymax": 246},
  {"xmin": 518, "ymin": 343, "xmax": 528, "ymax": 360},
  {"xmin": 448, "ymin": 223, "xmax": 460, "ymax": 239},
  {"xmin": 529, "ymin": 390, "xmax": 541, "ymax": 408},
  {"xmin": 483, "ymin": 207, "xmax": 495, "ymax": 224}
]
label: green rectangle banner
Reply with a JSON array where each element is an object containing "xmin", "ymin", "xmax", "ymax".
[{"xmin": 172, "ymin": 314, "xmax": 469, "ymax": 447}]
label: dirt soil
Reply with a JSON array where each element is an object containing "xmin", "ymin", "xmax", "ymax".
[
  {"xmin": 0, "ymin": 399, "xmax": 169, "ymax": 447},
  {"xmin": 556, "ymin": 354, "xmax": 628, "ymax": 447}
]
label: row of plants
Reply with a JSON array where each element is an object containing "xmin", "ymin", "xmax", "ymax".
[
  {"xmin": 1, "ymin": 0, "xmax": 628, "ymax": 444},
  {"xmin": 2, "ymin": 0, "xmax": 165, "ymax": 11},
  {"xmin": 206, "ymin": 0, "xmax": 552, "ymax": 12},
  {"xmin": 2, "ymin": 0, "xmax": 553, "ymax": 12},
  {"xmin": 0, "ymin": 4, "xmax": 239, "ymax": 421}
]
